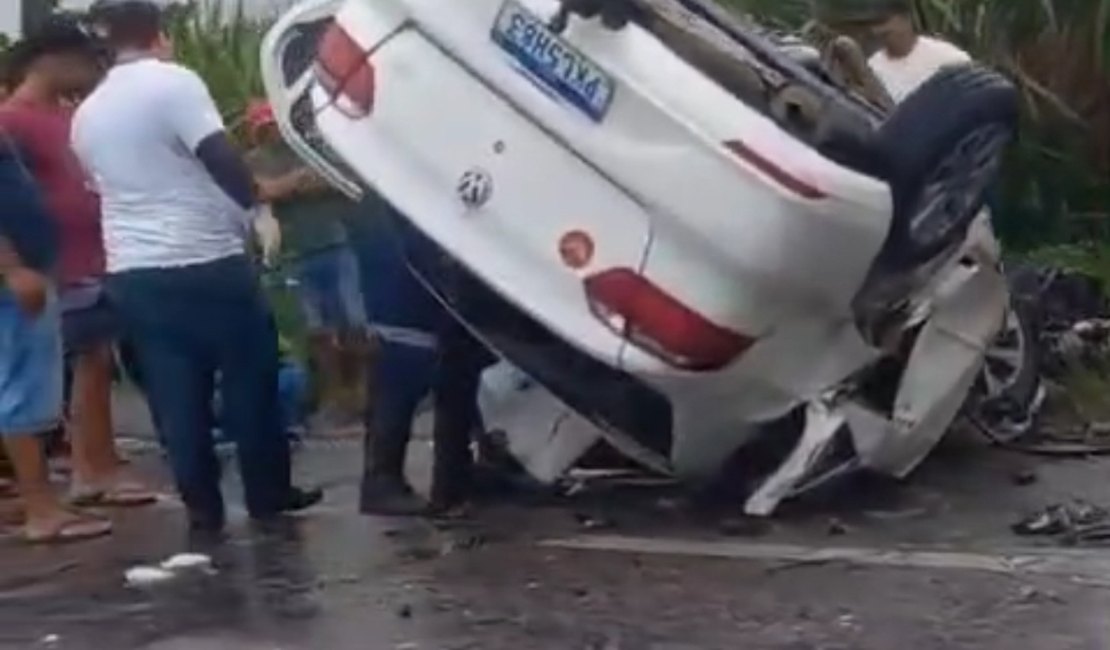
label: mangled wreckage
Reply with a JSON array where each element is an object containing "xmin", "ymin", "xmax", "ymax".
[{"xmin": 261, "ymin": 0, "xmax": 1043, "ymax": 514}]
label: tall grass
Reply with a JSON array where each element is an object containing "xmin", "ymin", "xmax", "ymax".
[
  {"xmin": 724, "ymin": 0, "xmax": 1110, "ymax": 251},
  {"xmin": 166, "ymin": 0, "xmax": 270, "ymax": 142}
]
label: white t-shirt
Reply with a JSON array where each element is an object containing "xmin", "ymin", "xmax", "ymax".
[
  {"xmin": 868, "ymin": 36, "xmax": 972, "ymax": 104},
  {"xmin": 72, "ymin": 58, "xmax": 248, "ymax": 273}
]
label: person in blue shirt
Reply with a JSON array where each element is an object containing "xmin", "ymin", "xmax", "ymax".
[
  {"xmin": 349, "ymin": 199, "xmax": 502, "ymax": 515},
  {"xmin": 0, "ymin": 132, "xmax": 112, "ymax": 543}
]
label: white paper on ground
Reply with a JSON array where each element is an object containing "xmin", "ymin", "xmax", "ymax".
[
  {"xmin": 160, "ymin": 553, "xmax": 213, "ymax": 572},
  {"xmin": 124, "ymin": 566, "xmax": 175, "ymax": 587}
]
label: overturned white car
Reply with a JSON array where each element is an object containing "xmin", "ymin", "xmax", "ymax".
[{"xmin": 261, "ymin": 0, "xmax": 1041, "ymax": 514}]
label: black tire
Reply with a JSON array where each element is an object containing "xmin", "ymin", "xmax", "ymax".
[{"xmin": 877, "ymin": 64, "xmax": 1019, "ymax": 269}]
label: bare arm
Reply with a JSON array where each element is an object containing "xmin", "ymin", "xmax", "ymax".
[
  {"xmin": 254, "ymin": 165, "xmax": 338, "ymax": 203},
  {"xmin": 0, "ymin": 234, "xmax": 22, "ymax": 274}
]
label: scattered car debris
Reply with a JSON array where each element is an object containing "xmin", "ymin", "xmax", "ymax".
[
  {"xmin": 1010, "ymin": 468, "xmax": 1039, "ymax": 486},
  {"xmin": 826, "ymin": 518, "xmax": 849, "ymax": 537},
  {"xmin": 574, "ymin": 512, "xmax": 616, "ymax": 531},
  {"xmin": 1012, "ymin": 500, "xmax": 1110, "ymax": 545}
]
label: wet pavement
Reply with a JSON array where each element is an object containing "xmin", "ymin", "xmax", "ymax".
[{"xmin": 4, "ymin": 393, "xmax": 1110, "ymax": 648}]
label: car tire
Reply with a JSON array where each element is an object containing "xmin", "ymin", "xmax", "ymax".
[
  {"xmin": 877, "ymin": 64, "xmax": 1019, "ymax": 269},
  {"xmin": 968, "ymin": 298, "xmax": 1043, "ymax": 444}
]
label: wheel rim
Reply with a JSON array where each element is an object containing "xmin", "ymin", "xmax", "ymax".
[
  {"xmin": 982, "ymin": 307, "xmax": 1026, "ymax": 397},
  {"xmin": 972, "ymin": 305, "xmax": 1041, "ymax": 443},
  {"xmin": 909, "ymin": 124, "xmax": 1011, "ymax": 248}
]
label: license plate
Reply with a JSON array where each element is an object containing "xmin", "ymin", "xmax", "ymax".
[{"xmin": 491, "ymin": 0, "xmax": 615, "ymax": 121}]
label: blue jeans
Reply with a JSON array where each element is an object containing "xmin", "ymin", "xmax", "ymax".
[
  {"xmin": 293, "ymin": 245, "xmax": 366, "ymax": 332},
  {"xmin": 277, "ymin": 361, "xmax": 308, "ymax": 437},
  {"xmin": 0, "ymin": 289, "xmax": 63, "ymax": 436},
  {"xmin": 106, "ymin": 255, "xmax": 292, "ymax": 520},
  {"xmin": 211, "ymin": 360, "xmax": 307, "ymax": 443}
]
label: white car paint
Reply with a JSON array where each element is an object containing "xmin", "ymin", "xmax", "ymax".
[{"xmin": 261, "ymin": 0, "xmax": 1014, "ymax": 514}]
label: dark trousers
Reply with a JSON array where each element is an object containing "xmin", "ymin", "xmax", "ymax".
[
  {"xmin": 106, "ymin": 255, "xmax": 292, "ymax": 520},
  {"xmin": 365, "ymin": 315, "xmax": 492, "ymax": 503}
]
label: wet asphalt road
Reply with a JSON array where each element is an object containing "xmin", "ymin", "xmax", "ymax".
[{"xmin": 4, "ymin": 396, "xmax": 1110, "ymax": 649}]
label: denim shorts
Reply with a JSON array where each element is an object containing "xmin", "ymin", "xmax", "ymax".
[
  {"xmin": 60, "ymin": 279, "xmax": 119, "ymax": 355},
  {"xmin": 293, "ymin": 245, "xmax": 367, "ymax": 332},
  {"xmin": 0, "ymin": 288, "xmax": 63, "ymax": 436}
]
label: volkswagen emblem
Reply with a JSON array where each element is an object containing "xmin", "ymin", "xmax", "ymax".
[{"xmin": 457, "ymin": 168, "xmax": 493, "ymax": 209}]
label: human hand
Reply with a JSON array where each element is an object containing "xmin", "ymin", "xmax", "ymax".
[
  {"xmin": 4, "ymin": 267, "xmax": 49, "ymax": 317},
  {"xmin": 252, "ymin": 207, "xmax": 282, "ymax": 267}
]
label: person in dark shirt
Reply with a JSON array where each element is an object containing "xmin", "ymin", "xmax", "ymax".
[
  {"xmin": 245, "ymin": 101, "xmax": 370, "ymax": 433},
  {"xmin": 0, "ymin": 132, "xmax": 112, "ymax": 543},
  {"xmin": 352, "ymin": 201, "xmax": 514, "ymax": 516},
  {"xmin": 1, "ymin": 16, "xmax": 156, "ymax": 508}
]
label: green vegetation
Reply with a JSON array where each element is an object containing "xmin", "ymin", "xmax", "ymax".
[
  {"xmin": 723, "ymin": 0, "xmax": 1110, "ymax": 282},
  {"xmin": 166, "ymin": 1, "xmax": 270, "ymax": 143}
]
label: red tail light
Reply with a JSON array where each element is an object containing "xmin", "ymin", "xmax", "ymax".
[
  {"xmin": 584, "ymin": 268, "xmax": 756, "ymax": 371},
  {"xmin": 316, "ymin": 22, "xmax": 375, "ymax": 117}
]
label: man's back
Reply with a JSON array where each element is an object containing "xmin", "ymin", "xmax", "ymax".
[
  {"xmin": 869, "ymin": 36, "xmax": 971, "ymax": 104},
  {"xmin": 72, "ymin": 58, "xmax": 243, "ymax": 273}
]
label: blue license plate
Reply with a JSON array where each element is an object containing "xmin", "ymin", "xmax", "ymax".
[{"xmin": 492, "ymin": 1, "xmax": 615, "ymax": 121}]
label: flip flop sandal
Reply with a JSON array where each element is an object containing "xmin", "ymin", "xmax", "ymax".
[
  {"xmin": 70, "ymin": 483, "xmax": 159, "ymax": 508},
  {"xmin": 24, "ymin": 514, "xmax": 112, "ymax": 545}
]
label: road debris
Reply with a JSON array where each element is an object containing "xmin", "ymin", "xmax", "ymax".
[
  {"xmin": 125, "ymin": 552, "xmax": 215, "ymax": 587},
  {"xmin": 1012, "ymin": 500, "xmax": 1110, "ymax": 545},
  {"xmin": 827, "ymin": 518, "xmax": 849, "ymax": 537},
  {"xmin": 124, "ymin": 566, "xmax": 175, "ymax": 587},
  {"xmin": 160, "ymin": 553, "xmax": 213, "ymax": 572}
]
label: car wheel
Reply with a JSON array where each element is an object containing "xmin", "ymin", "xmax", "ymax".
[
  {"xmin": 877, "ymin": 64, "xmax": 1019, "ymax": 269},
  {"xmin": 968, "ymin": 300, "xmax": 1044, "ymax": 444}
]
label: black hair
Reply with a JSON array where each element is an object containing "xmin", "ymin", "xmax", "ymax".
[
  {"xmin": 87, "ymin": 0, "xmax": 165, "ymax": 51},
  {"xmin": 5, "ymin": 16, "xmax": 101, "ymax": 87},
  {"xmin": 876, "ymin": 0, "xmax": 914, "ymax": 18}
]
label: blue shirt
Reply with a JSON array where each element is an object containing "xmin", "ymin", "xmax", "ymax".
[
  {"xmin": 345, "ymin": 196, "xmax": 444, "ymax": 347},
  {"xmin": 0, "ymin": 134, "xmax": 57, "ymax": 274}
]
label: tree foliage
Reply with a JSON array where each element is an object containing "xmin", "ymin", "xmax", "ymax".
[{"xmin": 725, "ymin": 0, "xmax": 1110, "ymax": 249}]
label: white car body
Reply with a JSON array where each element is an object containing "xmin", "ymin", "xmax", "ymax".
[{"xmin": 261, "ymin": 0, "xmax": 1019, "ymax": 514}]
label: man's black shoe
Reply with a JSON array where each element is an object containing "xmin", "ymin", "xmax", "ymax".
[
  {"xmin": 360, "ymin": 476, "xmax": 426, "ymax": 516},
  {"xmin": 278, "ymin": 486, "xmax": 324, "ymax": 513},
  {"xmin": 250, "ymin": 486, "xmax": 325, "ymax": 521}
]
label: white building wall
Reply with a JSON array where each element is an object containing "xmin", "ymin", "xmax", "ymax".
[{"xmin": 0, "ymin": 2, "xmax": 22, "ymax": 39}]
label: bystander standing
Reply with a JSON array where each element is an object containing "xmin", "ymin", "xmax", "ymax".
[
  {"xmin": 0, "ymin": 16, "xmax": 156, "ymax": 509},
  {"xmin": 245, "ymin": 100, "xmax": 370, "ymax": 434},
  {"xmin": 72, "ymin": 0, "xmax": 321, "ymax": 532}
]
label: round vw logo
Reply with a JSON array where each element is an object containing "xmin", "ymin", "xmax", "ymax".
[{"xmin": 457, "ymin": 168, "xmax": 493, "ymax": 209}]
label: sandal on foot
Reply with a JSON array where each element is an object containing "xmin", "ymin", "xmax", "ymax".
[
  {"xmin": 24, "ymin": 513, "xmax": 112, "ymax": 545},
  {"xmin": 70, "ymin": 482, "xmax": 158, "ymax": 508}
]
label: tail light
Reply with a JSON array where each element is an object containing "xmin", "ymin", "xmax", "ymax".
[
  {"xmin": 316, "ymin": 22, "xmax": 375, "ymax": 118},
  {"xmin": 584, "ymin": 268, "xmax": 756, "ymax": 371}
]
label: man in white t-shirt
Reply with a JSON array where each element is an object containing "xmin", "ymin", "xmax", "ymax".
[
  {"xmin": 73, "ymin": 0, "xmax": 321, "ymax": 532},
  {"xmin": 866, "ymin": 0, "xmax": 971, "ymax": 104}
]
